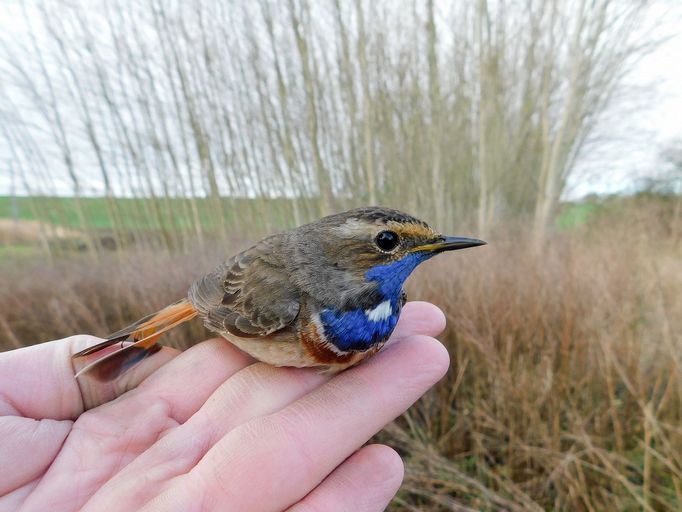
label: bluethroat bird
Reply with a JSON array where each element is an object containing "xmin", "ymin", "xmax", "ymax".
[{"xmin": 73, "ymin": 207, "xmax": 485, "ymax": 380}]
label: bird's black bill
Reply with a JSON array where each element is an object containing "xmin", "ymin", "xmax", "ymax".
[{"xmin": 412, "ymin": 235, "xmax": 487, "ymax": 253}]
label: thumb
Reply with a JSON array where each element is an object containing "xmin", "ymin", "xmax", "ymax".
[{"xmin": 0, "ymin": 335, "xmax": 179, "ymax": 419}]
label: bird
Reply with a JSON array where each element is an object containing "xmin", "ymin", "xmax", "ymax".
[{"xmin": 72, "ymin": 207, "xmax": 486, "ymax": 381}]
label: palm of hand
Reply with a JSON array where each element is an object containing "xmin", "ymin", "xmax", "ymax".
[{"xmin": 0, "ymin": 302, "xmax": 448, "ymax": 512}]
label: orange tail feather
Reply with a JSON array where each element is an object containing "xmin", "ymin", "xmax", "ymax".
[{"xmin": 73, "ymin": 298, "xmax": 198, "ymax": 381}]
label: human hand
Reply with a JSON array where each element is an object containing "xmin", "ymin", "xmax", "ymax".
[{"xmin": 0, "ymin": 301, "xmax": 448, "ymax": 512}]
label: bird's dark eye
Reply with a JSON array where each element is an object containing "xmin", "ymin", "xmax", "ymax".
[{"xmin": 375, "ymin": 230, "xmax": 399, "ymax": 251}]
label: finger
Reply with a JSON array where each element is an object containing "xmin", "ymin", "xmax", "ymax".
[
  {"xmin": 21, "ymin": 376, "xmax": 186, "ymax": 512},
  {"xmin": 24, "ymin": 340, "xmax": 248, "ymax": 511},
  {"xmin": 135, "ymin": 337, "xmax": 255, "ymax": 423},
  {"xmin": 82, "ymin": 364, "xmax": 330, "ymax": 511},
  {"xmin": 287, "ymin": 444, "xmax": 404, "ymax": 512},
  {"xmin": 0, "ymin": 480, "xmax": 38, "ymax": 512},
  {"xmin": 179, "ymin": 333, "xmax": 449, "ymax": 511},
  {"xmin": 391, "ymin": 301, "xmax": 446, "ymax": 341},
  {"xmin": 0, "ymin": 335, "xmax": 179, "ymax": 420},
  {"xmin": 176, "ymin": 363, "xmax": 329, "ymax": 448},
  {"xmin": 0, "ymin": 416, "xmax": 72, "ymax": 495}
]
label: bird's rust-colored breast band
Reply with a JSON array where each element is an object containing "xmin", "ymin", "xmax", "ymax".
[
  {"xmin": 299, "ymin": 321, "xmax": 382, "ymax": 368},
  {"xmin": 300, "ymin": 322, "xmax": 355, "ymax": 365}
]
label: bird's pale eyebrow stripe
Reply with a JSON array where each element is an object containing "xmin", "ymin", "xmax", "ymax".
[
  {"xmin": 365, "ymin": 300, "xmax": 392, "ymax": 321},
  {"xmin": 332, "ymin": 218, "xmax": 376, "ymax": 237}
]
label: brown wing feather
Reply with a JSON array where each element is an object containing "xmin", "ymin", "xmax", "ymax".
[{"xmin": 189, "ymin": 236, "xmax": 300, "ymax": 338}]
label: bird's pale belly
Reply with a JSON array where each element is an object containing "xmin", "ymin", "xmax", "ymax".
[{"xmin": 218, "ymin": 316, "xmax": 384, "ymax": 371}]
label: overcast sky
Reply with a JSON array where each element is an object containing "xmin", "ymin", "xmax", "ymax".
[
  {"xmin": 565, "ymin": 1, "xmax": 682, "ymax": 198},
  {"xmin": 1, "ymin": 1, "xmax": 681, "ymax": 200}
]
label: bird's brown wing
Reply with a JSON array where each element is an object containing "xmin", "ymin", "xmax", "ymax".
[{"xmin": 189, "ymin": 237, "xmax": 300, "ymax": 338}]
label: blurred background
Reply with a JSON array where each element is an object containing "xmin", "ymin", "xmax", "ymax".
[{"xmin": 1, "ymin": 0, "xmax": 681, "ymax": 510}]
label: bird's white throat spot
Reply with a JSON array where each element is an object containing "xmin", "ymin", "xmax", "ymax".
[{"xmin": 365, "ymin": 300, "xmax": 392, "ymax": 322}]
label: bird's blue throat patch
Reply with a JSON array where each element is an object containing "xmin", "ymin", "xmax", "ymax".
[
  {"xmin": 320, "ymin": 252, "xmax": 433, "ymax": 351},
  {"xmin": 365, "ymin": 251, "xmax": 433, "ymax": 298},
  {"xmin": 320, "ymin": 304, "xmax": 398, "ymax": 351}
]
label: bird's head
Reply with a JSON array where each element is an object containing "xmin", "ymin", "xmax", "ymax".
[{"xmin": 291, "ymin": 207, "xmax": 486, "ymax": 308}]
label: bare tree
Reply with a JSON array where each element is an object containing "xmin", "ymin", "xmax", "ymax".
[{"xmin": 0, "ymin": 0, "xmax": 656, "ymax": 247}]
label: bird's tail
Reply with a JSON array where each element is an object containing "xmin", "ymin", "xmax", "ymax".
[{"xmin": 72, "ymin": 298, "xmax": 198, "ymax": 381}]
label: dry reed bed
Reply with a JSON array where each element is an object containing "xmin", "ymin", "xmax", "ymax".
[{"xmin": 1, "ymin": 231, "xmax": 680, "ymax": 511}]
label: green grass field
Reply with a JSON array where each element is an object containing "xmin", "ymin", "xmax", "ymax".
[
  {"xmin": 0, "ymin": 195, "xmax": 232, "ymax": 230},
  {"xmin": 0, "ymin": 195, "xmax": 325, "ymax": 231},
  {"xmin": 0, "ymin": 195, "xmax": 597, "ymax": 231}
]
